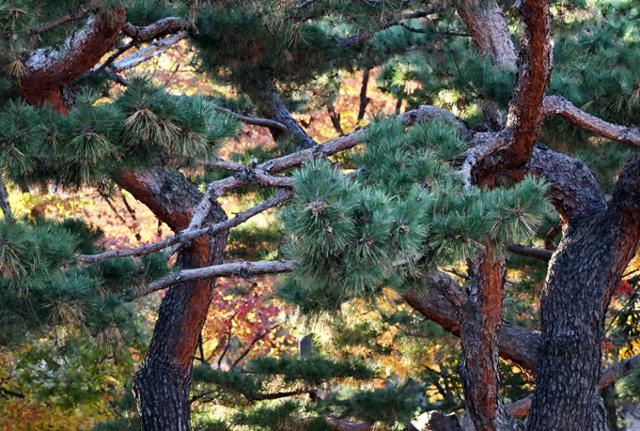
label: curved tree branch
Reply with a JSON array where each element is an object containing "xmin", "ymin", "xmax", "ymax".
[
  {"xmin": 503, "ymin": 0, "xmax": 552, "ymax": 163},
  {"xmin": 544, "ymin": 95, "xmax": 640, "ymax": 147},
  {"xmin": 402, "ymin": 273, "xmax": 540, "ymax": 372},
  {"xmin": 469, "ymin": 0, "xmax": 552, "ymax": 184},
  {"xmin": 19, "ymin": 9, "xmax": 126, "ymax": 111},
  {"xmin": 121, "ymin": 17, "xmax": 188, "ymax": 42},
  {"xmin": 527, "ymin": 145, "xmax": 606, "ymax": 222}
]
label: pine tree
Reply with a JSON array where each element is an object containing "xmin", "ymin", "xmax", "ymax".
[{"xmin": 3, "ymin": 1, "xmax": 640, "ymax": 430}]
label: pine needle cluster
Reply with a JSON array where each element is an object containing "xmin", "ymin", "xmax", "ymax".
[
  {"xmin": 0, "ymin": 217, "xmax": 168, "ymax": 346},
  {"xmin": 0, "ymin": 78, "xmax": 237, "ymax": 188},
  {"xmin": 280, "ymin": 118, "xmax": 549, "ymax": 313}
]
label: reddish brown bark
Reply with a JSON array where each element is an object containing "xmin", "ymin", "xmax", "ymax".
[
  {"xmin": 19, "ymin": 9, "xmax": 126, "ymax": 111},
  {"xmin": 16, "ymin": 13, "xmax": 225, "ymax": 428},
  {"xmin": 460, "ymin": 243, "xmax": 505, "ymax": 431},
  {"xmin": 469, "ymin": 0, "xmax": 552, "ymax": 185},
  {"xmin": 118, "ymin": 169, "xmax": 228, "ymax": 431},
  {"xmin": 402, "ymin": 273, "xmax": 540, "ymax": 373},
  {"xmin": 503, "ymin": 0, "xmax": 552, "ymax": 161},
  {"xmin": 455, "ymin": 0, "xmax": 517, "ymax": 69}
]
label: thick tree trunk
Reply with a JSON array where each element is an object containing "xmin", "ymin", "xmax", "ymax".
[
  {"xmin": 16, "ymin": 14, "xmax": 228, "ymax": 428},
  {"xmin": 460, "ymin": 243, "xmax": 505, "ymax": 431},
  {"xmin": 117, "ymin": 169, "xmax": 228, "ymax": 431},
  {"xmin": 527, "ymin": 157, "xmax": 640, "ymax": 431},
  {"xmin": 133, "ymin": 237, "xmax": 227, "ymax": 431}
]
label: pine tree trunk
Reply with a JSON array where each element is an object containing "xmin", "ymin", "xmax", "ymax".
[
  {"xmin": 526, "ymin": 214, "xmax": 622, "ymax": 430},
  {"xmin": 460, "ymin": 242, "xmax": 505, "ymax": 431},
  {"xmin": 134, "ymin": 363, "xmax": 191, "ymax": 431},
  {"xmin": 117, "ymin": 169, "xmax": 228, "ymax": 431},
  {"xmin": 527, "ymin": 157, "xmax": 640, "ymax": 431}
]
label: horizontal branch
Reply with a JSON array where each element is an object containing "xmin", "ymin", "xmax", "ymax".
[
  {"xmin": 141, "ymin": 259, "xmax": 295, "ymax": 295},
  {"xmin": 108, "ymin": 31, "xmax": 186, "ymax": 72},
  {"xmin": 186, "ymin": 104, "xmax": 468, "ymax": 230},
  {"xmin": 544, "ymin": 95, "xmax": 640, "ymax": 147},
  {"xmin": 121, "ymin": 17, "xmax": 188, "ymax": 42},
  {"xmin": 506, "ymin": 244, "xmax": 552, "ymax": 261},
  {"xmin": 78, "ymin": 190, "xmax": 293, "ymax": 263},
  {"xmin": 506, "ymin": 354, "xmax": 640, "ymax": 418},
  {"xmin": 212, "ymin": 106, "xmax": 288, "ymax": 131},
  {"xmin": 191, "ymin": 386, "xmax": 313, "ymax": 404}
]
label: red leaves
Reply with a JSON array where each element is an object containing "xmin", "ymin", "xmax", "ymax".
[{"xmin": 615, "ymin": 279, "xmax": 634, "ymax": 297}]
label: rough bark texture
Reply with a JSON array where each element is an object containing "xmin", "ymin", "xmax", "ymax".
[
  {"xmin": 19, "ymin": 9, "xmax": 126, "ymax": 112},
  {"xmin": 470, "ymin": 0, "xmax": 552, "ymax": 185},
  {"xmin": 427, "ymin": 411, "xmax": 463, "ymax": 431},
  {"xmin": 455, "ymin": 0, "xmax": 517, "ymax": 69},
  {"xmin": 117, "ymin": 169, "xmax": 228, "ymax": 431},
  {"xmin": 527, "ymin": 157, "xmax": 640, "ymax": 431},
  {"xmin": 528, "ymin": 145, "xmax": 606, "ymax": 221},
  {"xmin": 402, "ymin": 275, "xmax": 540, "ymax": 373},
  {"xmin": 460, "ymin": 243, "xmax": 505, "ymax": 431},
  {"xmin": 503, "ymin": 0, "xmax": 551, "ymax": 162},
  {"xmin": 18, "ymin": 10, "xmax": 227, "ymax": 425},
  {"xmin": 544, "ymin": 95, "xmax": 640, "ymax": 147}
]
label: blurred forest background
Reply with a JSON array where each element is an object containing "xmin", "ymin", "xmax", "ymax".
[{"xmin": 3, "ymin": 1, "xmax": 640, "ymax": 430}]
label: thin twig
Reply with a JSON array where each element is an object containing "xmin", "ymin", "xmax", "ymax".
[
  {"xmin": 79, "ymin": 190, "xmax": 293, "ymax": 263},
  {"xmin": 231, "ymin": 324, "xmax": 280, "ymax": 370},
  {"xmin": 29, "ymin": 1, "xmax": 99, "ymax": 34},
  {"xmin": 213, "ymin": 106, "xmax": 288, "ymax": 131}
]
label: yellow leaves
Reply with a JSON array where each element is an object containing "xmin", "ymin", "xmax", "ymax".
[{"xmin": 0, "ymin": 398, "xmax": 100, "ymax": 431}]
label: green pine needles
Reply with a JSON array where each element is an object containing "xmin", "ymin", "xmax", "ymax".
[
  {"xmin": 0, "ymin": 78, "xmax": 238, "ymax": 188},
  {"xmin": 0, "ymin": 217, "xmax": 168, "ymax": 346},
  {"xmin": 280, "ymin": 118, "xmax": 549, "ymax": 313}
]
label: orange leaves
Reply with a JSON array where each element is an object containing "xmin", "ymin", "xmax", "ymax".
[{"xmin": 201, "ymin": 278, "xmax": 296, "ymax": 367}]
